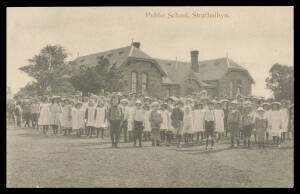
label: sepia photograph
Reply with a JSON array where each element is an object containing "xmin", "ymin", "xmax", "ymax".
[{"xmin": 6, "ymin": 6, "xmax": 294, "ymax": 188}]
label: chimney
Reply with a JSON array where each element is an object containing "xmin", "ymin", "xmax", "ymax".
[
  {"xmin": 132, "ymin": 42, "xmax": 141, "ymax": 49},
  {"xmin": 191, "ymin": 50, "xmax": 199, "ymax": 72}
]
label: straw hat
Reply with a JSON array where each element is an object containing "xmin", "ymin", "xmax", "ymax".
[
  {"xmin": 231, "ymin": 100, "xmax": 238, "ymax": 104},
  {"xmin": 271, "ymin": 102, "xmax": 281, "ymax": 106},
  {"xmin": 135, "ymin": 100, "xmax": 142, "ymax": 104},
  {"xmin": 257, "ymin": 107, "xmax": 264, "ymax": 112}
]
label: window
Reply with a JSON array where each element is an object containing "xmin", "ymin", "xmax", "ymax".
[
  {"xmin": 166, "ymin": 87, "xmax": 171, "ymax": 97},
  {"xmin": 236, "ymin": 80, "xmax": 242, "ymax": 96},
  {"xmin": 141, "ymin": 72, "xmax": 148, "ymax": 94},
  {"xmin": 131, "ymin": 72, "xmax": 137, "ymax": 93},
  {"xmin": 229, "ymin": 80, "xmax": 234, "ymax": 98}
]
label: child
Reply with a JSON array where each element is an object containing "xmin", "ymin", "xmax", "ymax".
[
  {"xmin": 85, "ymin": 100, "xmax": 96, "ymax": 137},
  {"xmin": 38, "ymin": 97, "xmax": 50, "ymax": 134},
  {"xmin": 132, "ymin": 100, "xmax": 145, "ymax": 147},
  {"xmin": 15, "ymin": 101, "xmax": 23, "ymax": 128},
  {"xmin": 171, "ymin": 100, "xmax": 184, "ymax": 148},
  {"xmin": 127, "ymin": 101, "xmax": 135, "ymax": 142},
  {"xmin": 268, "ymin": 102, "xmax": 283, "ymax": 147},
  {"xmin": 30, "ymin": 99, "xmax": 40, "ymax": 129},
  {"xmin": 262, "ymin": 103, "xmax": 271, "ymax": 144},
  {"xmin": 61, "ymin": 99, "xmax": 72, "ymax": 136},
  {"xmin": 149, "ymin": 102, "xmax": 163, "ymax": 146},
  {"xmin": 94, "ymin": 100, "xmax": 106, "ymax": 139},
  {"xmin": 72, "ymin": 102, "xmax": 85, "ymax": 137},
  {"xmin": 280, "ymin": 100, "xmax": 289, "ymax": 143},
  {"xmin": 183, "ymin": 106, "xmax": 193, "ymax": 145},
  {"xmin": 49, "ymin": 97, "xmax": 62, "ymax": 134},
  {"xmin": 255, "ymin": 107, "xmax": 268, "ymax": 149},
  {"xmin": 214, "ymin": 102, "xmax": 225, "ymax": 142},
  {"xmin": 227, "ymin": 100, "xmax": 242, "ymax": 148},
  {"xmin": 242, "ymin": 104, "xmax": 254, "ymax": 148},
  {"xmin": 193, "ymin": 102, "xmax": 205, "ymax": 144},
  {"xmin": 143, "ymin": 104, "xmax": 151, "ymax": 142},
  {"xmin": 107, "ymin": 95, "xmax": 123, "ymax": 148},
  {"xmin": 160, "ymin": 103, "xmax": 169, "ymax": 144},
  {"xmin": 204, "ymin": 101, "xmax": 216, "ymax": 150}
]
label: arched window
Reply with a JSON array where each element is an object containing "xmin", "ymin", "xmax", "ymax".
[
  {"xmin": 141, "ymin": 72, "xmax": 148, "ymax": 94},
  {"xmin": 237, "ymin": 80, "xmax": 242, "ymax": 95},
  {"xmin": 229, "ymin": 80, "xmax": 234, "ymax": 98},
  {"xmin": 131, "ymin": 72, "xmax": 137, "ymax": 93}
]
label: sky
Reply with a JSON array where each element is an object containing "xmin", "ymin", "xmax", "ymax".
[{"xmin": 7, "ymin": 6, "xmax": 294, "ymax": 97}]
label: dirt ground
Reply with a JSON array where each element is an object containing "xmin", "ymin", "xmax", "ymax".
[{"xmin": 6, "ymin": 126, "xmax": 294, "ymax": 188}]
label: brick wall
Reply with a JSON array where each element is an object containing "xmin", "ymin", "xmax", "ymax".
[
  {"xmin": 218, "ymin": 70, "xmax": 252, "ymax": 98},
  {"xmin": 120, "ymin": 60, "xmax": 164, "ymax": 98}
]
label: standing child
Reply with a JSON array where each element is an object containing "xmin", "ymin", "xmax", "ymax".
[
  {"xmin": 49, "ymin": 97, "xmax": 62, "ymax": 134},
  {"xmin": 85, "ymin": 100, "xmax": 96, "ymax": 137},
  {"xmin": 227, "ymin": 100, "xmax": 242, "ymax": 148},
  {"xmin": 160, "ymin": 103, "xmax": 169, "ymax": 144},
  {"xmin": 94, "ymin": 100, "xmax": 106, "ymax": 139},
  {"xmin": 30, "ymin": 99, "xmax": 40, "ymax": 129},
  {"xmin": 242, "ymin": 104, "xmax": 254, "ymax": 148},
  {"xmin": 183, "ymin": 106, "xmax": 193, "ymax": 145},
  {"xmin": 280, "ymin": 100, "xmax": 289, "ymax": 143},
  {"xmin": 262, "ymin": 103, "xmax": 271, "ymax": 144},
  {"xmin": 72, "ymin": 102, "xmax": 85, "ymax": 137},
  {"xmin": 132, "ymin": 100, "xmax": 145, "ymax": 147},
  {"xmin": 214, "ymin": 101, "xmax": 225, "ymax": 142},
  {"xmin": 61, "ymin": 99, "xmax": 72, "ymax": 136},
  {"xmin": 120, "ymin": 99, "xmax": 129, "ymax": 142},
  {"xmin": 143, "ymin": 104, "xmax": 151, "ymax": 142},
  {"xmin": 268, "ymin": 102, "xmax": 283, "ymax": 147},
  {"xmin": 171, "ymin": 101, "xmax": 184, "ymax": 148},
  {"xmin": 107, "ymin": 95, "xmax": 123, "ymax": 148},
  {"xmin": 127, "ymin": 101, "xmax": 135, "ymax": 142},
  {"xmin": 204, "ymin": 101, "xmax": 216, "ymax": 150},
  {"xmin": 38, "ymin": 97, "xmax": 50, "ymax": 134},
  {"xmin": 255, "ymin": 107, "xmax": 268, "ymax": 149},
  {"xmin": 149, "ymin": 102, "xmax": 163, "ymax": 147}
]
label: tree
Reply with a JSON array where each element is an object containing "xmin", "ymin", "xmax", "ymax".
[
  {"xmin": 69, "ymin": 57, "xmax": 126, "ymax": 95},
  {"xmin": 19, "ymin": 45, "xmax": 71, "ymax": 95},
  {"xmin": 265, "ymin": 63, "xmax": 294, "ymax": 102},
  {"xmin": 15, "ymin": 81, "xmax": 40, "ymax": 97}
]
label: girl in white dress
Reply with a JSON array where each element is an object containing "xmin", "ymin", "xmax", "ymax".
[
  {"xmin": 49, "ymin": 97, "xmax": 62, "ymax": 134},
  {"xmin": 183, "ymin": 106, "xmax": 193, "ymax": 145},
  {"xmin": 268, "ymin": 102, "xmax": 283, "ymax": 146},
  {"xmin": 61, "ymin": 99, "xmax": 72, "ymax": 136},
  {"xmin": 127, "ymin": 101, "xmax": 135, "ymax": 142},
  {"xmin": 193, "ymin": 103, "xmax": 205, "ymax": 144},
  {"xmin": 214, "ymin": 102, "xmax": 225, "ymax": 142},
  {"xmin": 143, "ymin": 104, "xmax": 151, "ymax": 141},
  {"xmin": 94, "ymin": 100, "xmax": 106, "ymax": 139},
  {"xmin": 280, "ymin": 100, "xmax": 289, "ymax": 143},
  {"xmin": 86, "ymin": 100, "xmax": 96, "ymax": 137},
  {"xmin": 38, "ymin": 97, "xmax": 51, "ymax": 134},
  {"xmin": 160, "ymin": 103, "xmax": 169, "ymax": 144},
  {"xmin": 262, "ymin": 103, "xmax": 271, "ymax": 144},
  {"xmin": 72, "ymin": 102, "xmax": 85, "ymax": 137}
]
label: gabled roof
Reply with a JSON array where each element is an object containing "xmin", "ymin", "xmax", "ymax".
[
  {"xmin": 156, "ymin": 57, "xmax": 254, "ymax": 85},
  {"xmin": 73, "ymin": 44, "xmax": 254, "ymax": 85}
]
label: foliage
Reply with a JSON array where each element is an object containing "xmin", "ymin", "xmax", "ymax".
[
  {"xmin": 69, "ymin": 56, "xmax": 126, "ymax": 95},
  {"xmin": 19, "ymin": 45, "xmax": 71, "ymax": 95},
  {"xmin": 265, "ymin": 63, "xmax": 294, "ymax": 102}
]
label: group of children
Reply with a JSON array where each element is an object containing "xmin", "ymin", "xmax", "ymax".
[{"xmin": 7, "ymin": 93, "xmax": 294, "ymax": 150}]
